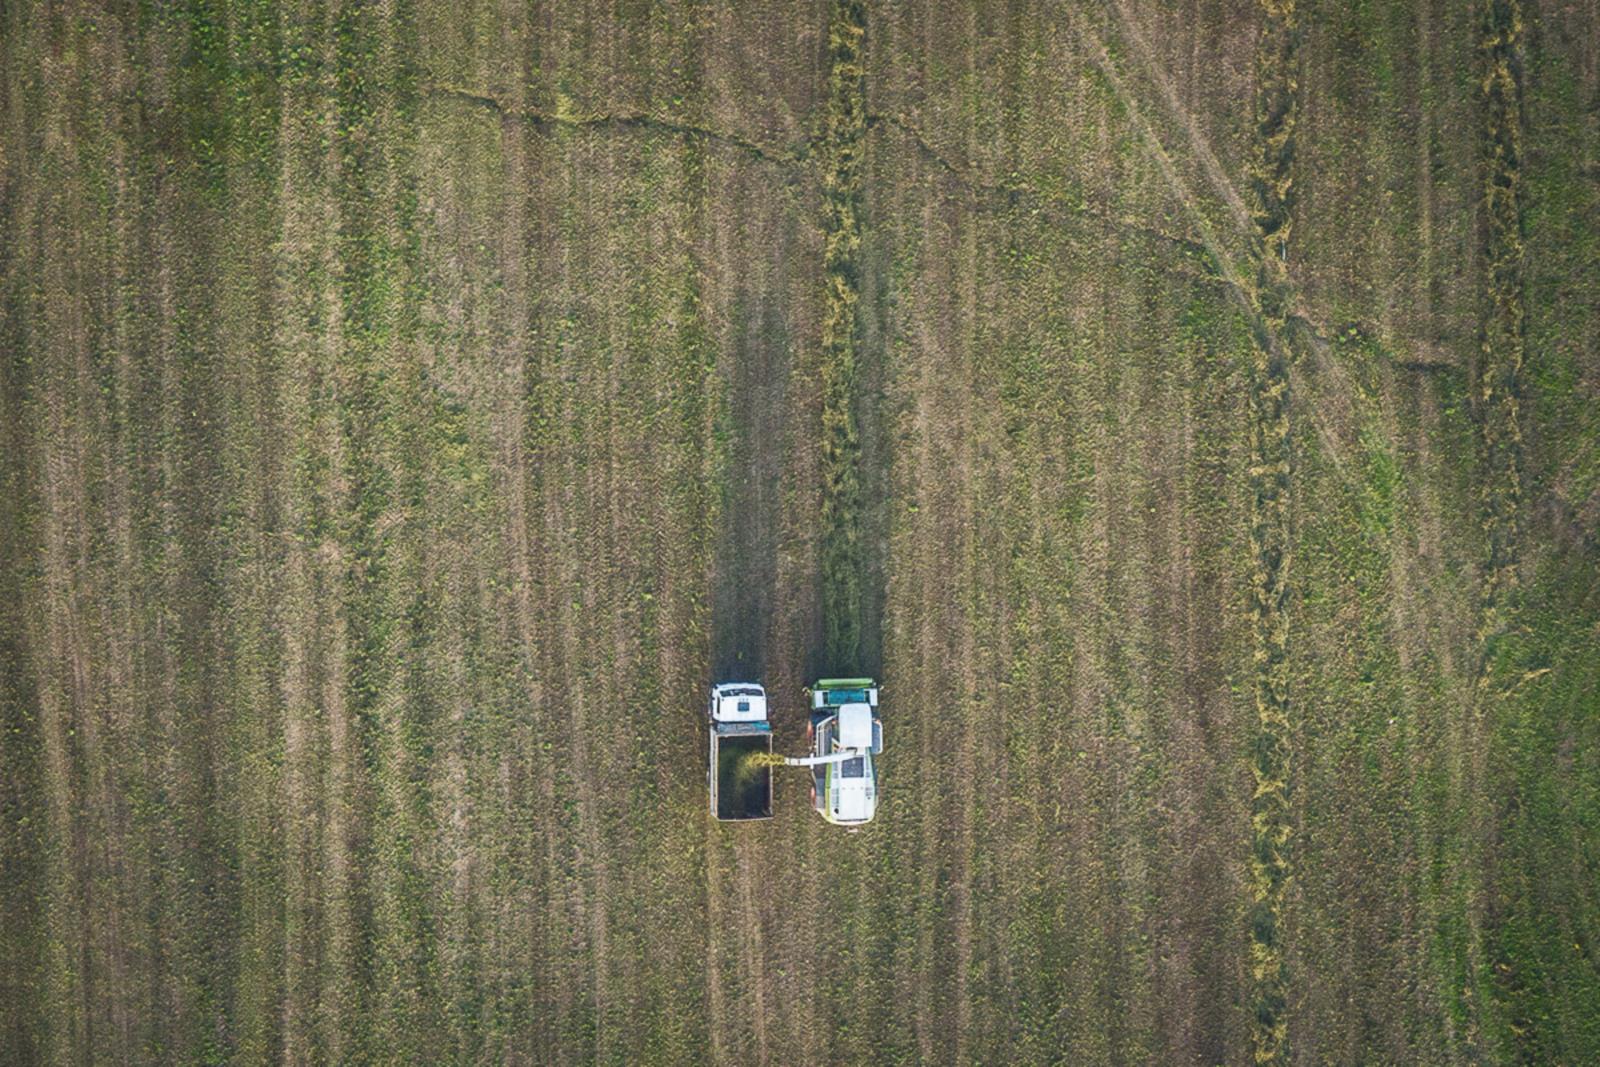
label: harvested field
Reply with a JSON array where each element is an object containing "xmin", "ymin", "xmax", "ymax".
[{"xmin": 2, "ymin": 0, "xmax": 1598, "ymax": 1064}]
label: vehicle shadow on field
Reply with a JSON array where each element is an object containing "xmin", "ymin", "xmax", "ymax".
[
  {"xmin": 711, "ymin": 291, "xmax": 791, "ymax": 685},
  {"xmin": 710, "ymin": 273, "xmax": 889, "ymax": 691}
]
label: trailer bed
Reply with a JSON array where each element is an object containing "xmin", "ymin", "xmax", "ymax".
[{"xmin": 710, "ymin": 726, "xmax": 773, "ymax": 820}]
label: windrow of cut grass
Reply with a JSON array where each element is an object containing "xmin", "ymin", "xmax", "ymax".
[
  {"xmin": 1469, "ymin": 1, "xmax": 1599, "ymax": 1059},
  {"xmin": 1244, "ymin": 2, "xmax": 1299, "ymax": 1062},
  {"xmin": 1487, "ymin": 0, "xmax": 1600, "ymax": 1053},
  {"xmin": 819, "ymin": 0, "xmax": 868, "ymax": 674},
  {"xmin": 1473, "ymin": 0, "xmax": 1526, "ymax": 682}
]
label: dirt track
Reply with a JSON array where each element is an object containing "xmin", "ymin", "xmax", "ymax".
[{"xmin": 3, "ymin": 0, "xmax": 1599, "ymax": 1064}]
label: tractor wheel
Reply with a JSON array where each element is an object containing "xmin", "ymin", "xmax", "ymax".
[
  {"xmin": 808, "ymin": 781, "xmax": 817, "ymax": 807},
  {"xmin": 806, "ymin": 720, "xmax": 814, "ymax": 745}
]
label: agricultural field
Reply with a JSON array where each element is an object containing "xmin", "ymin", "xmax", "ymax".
[{"xmin": 2, "ymin": 0, "xmax": 1598, "ymax": 1063}]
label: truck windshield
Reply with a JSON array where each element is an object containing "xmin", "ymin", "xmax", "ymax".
[
  {"xmin": 841, "ymin": 756, "xmax": 865, "ymax": 778},
  {"xmin": 827, "ymin": 689, "xmax": 869, "ymax": 706}
]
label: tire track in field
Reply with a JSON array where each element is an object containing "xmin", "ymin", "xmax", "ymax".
[
  {"xmin": 435, "ymin": 10, "xmax": 570, "ymax": 1045},
  {"xmin": 473, "ymin": 13, "xmax": 560, "ymax": 1055},
  {"xmin": 491, "ymin": 76, "xmax": 566, "ymax": 1062},
  {"xmin": 8, "ymin": 30, "xmax": 131, "ymax": 1049},
  {"xmin": 358, "ymin": 7, "xmax": 457, "ymax": 1053},
  {"xmin": 888, "ymin": 14, "xmax": 969, "ymax": 1061},
  {"xmin": 700, "ymin": 162, "xmax": 818, "ymax": 1063},
  {"xmin": 325, "ymin": 2, "xmax": 402, "ymax": 1056},
  {"xmin": 0, "ymin": 146, "xmax": 47, "ymax": 1061},
  {"xmin": 949, "ymin": 20, "xmax": 983, "ymax": 1051},
  {"xmin": 1070, "ymin": 0, "xmax": 1366, "ymax": 488},
  {"xmin": 137, "ymin": 12, "xmax": 244, "ymax": 1051},
  {"xmin": 1107, "ymin": 0, "xmax": 1255, "ymax": 238},
  {"xmin": 201, "ymin": 6, "xmax": 290, "ymax": 1049},
  {"xmin": 544, "ymin": 145, "xmax": 616, "ymax": 1060},
  {"xmin": 82, "ymin": 59, "xmax": 144, "ymax": 1052},
  {"xmin": 1065, "ymin": 6, "xmax": 1247, "ymax": 291},
  {"xmin": 421, "ymin": 83, "xmax": 811, "ymax": 172},
  {"xmin": 863, "ymin": 112, "xmax": 1221, "ymax": 273},
  {"xmin": 272, "ymin": 11, "xmax": 342, "ymax": 1053},
  {"xmin": 21, "ymin": 46, "xmax": 131, "ymax": 1052},
  {"xmin": 901, "ymin": 213, "xmax": 971, "ymax": 1063},
  {"xmin": 1367, "ymin": 359, "xmax": 1477, "ymax": 1063},
  {"xmin": 735, "ymin": 843, "xmax": 770, "ymax": 1065},
  {"xmin": 325, "ymin": 1, "xmax": 459, "ymax": 1055},
  {"xmin": 30, "ymin": 238, "xmax": 97, "ymax": 1061},
  {"xmin": 704, "ymin": 204, "xmax": 777, "ymax": 1067},
  {"xmin": 686, "ymin": 11, "xmax": 785, "ymax": 1059}
]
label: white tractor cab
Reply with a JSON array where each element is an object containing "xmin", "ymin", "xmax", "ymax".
[
  {"xmin": 804, "ymin": 678, "xmax": 883, "ymax": 827},
  {"xmin": 710, "ymin": 682, "xmax": 769, "ymax": 725}
]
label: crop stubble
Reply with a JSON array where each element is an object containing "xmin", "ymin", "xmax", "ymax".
[{"xmin": 3, "ymin": 1, "xmax": 1599, "ymax": 1065}]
